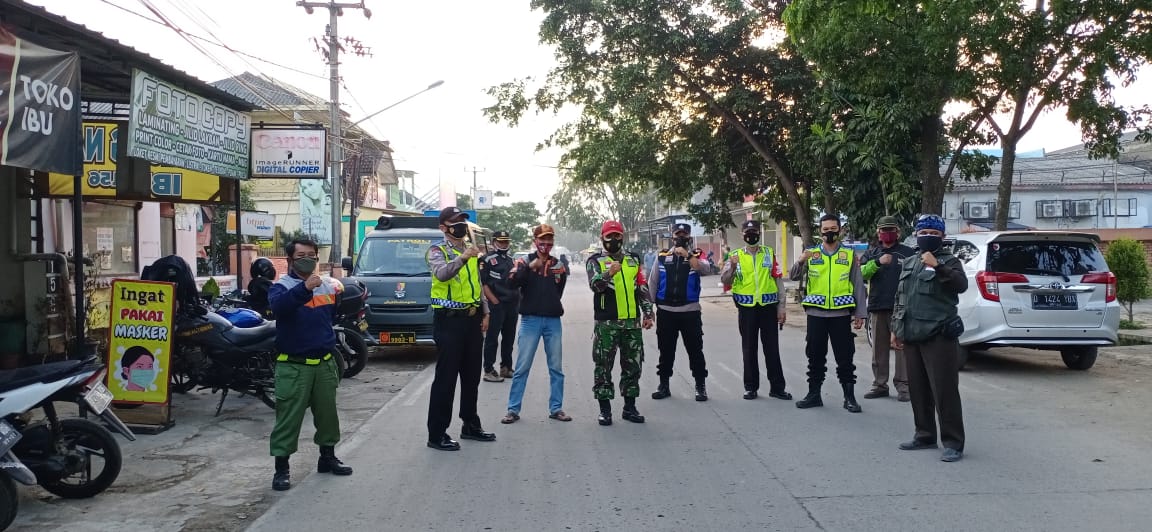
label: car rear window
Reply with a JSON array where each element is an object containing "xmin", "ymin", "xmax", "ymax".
[{"xmin": 985, "ymin": 240, "xmax": 1108, "ymax": 276}]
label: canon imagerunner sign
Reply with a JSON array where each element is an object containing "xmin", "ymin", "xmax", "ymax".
[{"xmin": 250, "ymin": 127, "xmax": 327, "ymax": 178}]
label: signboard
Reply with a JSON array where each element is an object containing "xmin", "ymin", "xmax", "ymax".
[
  {"xmin": 226, "ymin": 210, "xmax": 276, "ymax": 239},
  {"xmin": 474, "ymin": 189, "xmax": 493, "ymax": 210},
  {"xmin": 250, "ymin": 127, "xmax": 326, "ymax": 178},
  {"xmin": 45, "ymin": 121, "xmax": 230, "ymax": 202},
  {"xmin": 0, "ymin": 27, "xmax": 82, "ymax": 175},
  {"xmin": 127, "ymin": 69, "xmax": 250, "ymax": 179},
  {"xmin": 300, "ymin": 179, "xmax": 333, "ymax": 245},
  {"xmin": 107, "ymin": 280, "xmax": 174, "ymax": 405}
]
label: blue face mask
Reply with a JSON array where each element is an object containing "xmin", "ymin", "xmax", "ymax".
[{"xmin": 129, "ymin": 368, "xmax": 156, "ymax": 388}]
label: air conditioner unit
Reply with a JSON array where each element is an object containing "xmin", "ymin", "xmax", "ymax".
[
  {"xmin": 1040, "ymin": 202, "xmax": 1062, "ymax": 218},
  {"xmin": 1073, "ymin": 200, "xmax": 1095, "ymax": 217},
  {"xmin": 965, "ymin": 203, "xmax": 990, "ymax": 220}
]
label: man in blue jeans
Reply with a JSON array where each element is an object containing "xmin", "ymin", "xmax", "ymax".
[{"xmin": 501, "ymin": 224, "xmax": 571, "ymax": 424}]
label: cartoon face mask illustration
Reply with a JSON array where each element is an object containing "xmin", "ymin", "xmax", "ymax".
[{"xmin": 119, "ymin": 345, "xmax": 160, "ymax": 392}]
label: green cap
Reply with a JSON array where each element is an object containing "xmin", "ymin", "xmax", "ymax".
[{"xmin": 876, "ymin": 216, "xmax": 899, "ymax": 229}]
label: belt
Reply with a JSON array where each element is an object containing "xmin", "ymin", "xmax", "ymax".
[
  {"xmin": 435, "ymin": 306, "xmax": 480, "ymax": 317},
  {"xmin": 276, "ymin": 353, "xmax": 333, "ymax": 365}
]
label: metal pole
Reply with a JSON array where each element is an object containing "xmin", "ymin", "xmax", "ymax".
[
  {"xmin": 1113, "ymin": 159, "xmax": 1119, "ymax": 229},
  {"xmin": 72, "ymin": 174, "xmax": 84, "ymax": 359},
  {"xmin": 235, "ymin": 178, "xmax": 243, "ymax": 291},
  {"xmin": 328, "ymin": 5, "xmax": 343, "ymax": 264}
]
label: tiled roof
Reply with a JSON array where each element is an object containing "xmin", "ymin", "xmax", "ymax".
[
  {"xmin": 212, "ymin": 72, "xmax": 328, "ymax": 108},
  {"xmin": 948, "ymin": 156, "xmax": 1152, "ymax": 189}
]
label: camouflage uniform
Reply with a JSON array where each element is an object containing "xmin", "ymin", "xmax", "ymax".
[{"xmin": 586, "ymin": 252, "xmax": 654, "ymax": 401}]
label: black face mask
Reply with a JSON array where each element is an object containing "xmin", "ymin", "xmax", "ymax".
[
  {"xmin": 447, "ymin": 223, "xmax": 468, "ymax": 239},
  {"xmin": 603, "ymin": 238, "xmax": 623, "ymax": 253},
  {"xmin": 917, "ymin": 235, "xmax": 943, "ymax": 253},
  {"xmin": 743, "ymin": 233, "xmax": 760, "ymax": 245},
  {"xmin": 822, "ymin": 231, "xmax": 839, "ymax": 244},
  {"xmin": 674, "ymin": 237, "xmax": 690, "ymax": 248},
  {"xmin": 495, "ymin": 247, "xmax": 509, "ymax": 255}
]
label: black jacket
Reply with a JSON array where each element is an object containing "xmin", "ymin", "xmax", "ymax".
[
  {"xmin": 509, "ymin": 253, "xmax": 567, "ymax": 317},
  {"xmin": 860, "ymin": 243, "xmax": 916, "ymax": 312},
  {"xmin": 480, "ymin": 251, "xmax": 520, "ymax": 305}
]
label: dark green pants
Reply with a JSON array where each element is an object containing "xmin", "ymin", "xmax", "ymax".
[
  {"xmin": 269, "ymin": 356, "xmax": 341, "ymax": 457},
  {"xmin": 592, "ymin": 321, "xmax": 644, "ymax": 400}
]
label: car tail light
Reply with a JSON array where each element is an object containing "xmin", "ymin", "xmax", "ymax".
[
  {"xmin": 975, "ymin": 271, "xmax": 1028, "ymax": 302},
  {"xmin": 1082, "ymin": 272, "xmax": 1117, "ymax": 302}
]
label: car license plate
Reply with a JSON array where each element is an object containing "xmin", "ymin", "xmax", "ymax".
[
  {"xmin": 0, "ymin": 419, "xmax": 21, "ymax": 455},
  {"xmin": 358, "ymin": 320, "xmax": 368, "ymax": 332},
  {"xmin": 379, "ymin": 332, "xmax": 416, "ymax": 345},
  {"xmin": 84, "ymin": 382, "xmax": 115, "ymax": 414},
  {"xmin": 1032, "ymin": 293, "xmax": 1078, "ymax": 310}
]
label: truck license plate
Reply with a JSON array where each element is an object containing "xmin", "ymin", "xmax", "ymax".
[
  {"xmin": 84, "ymin": 382, "xmax": 114, "ymax": 414},
  {"xmin": 379, "ymin": 332, "xmax": 416, "ymax": 345}
]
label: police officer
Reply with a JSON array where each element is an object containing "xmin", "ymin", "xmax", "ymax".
[
  {"xmin": 481, "ymin": 230, "xmax": 519, "ymax": 382},
  {"xmin": 425, "ymin": 207, "xmax": 496, "ymax": 451},
  {"xmin": 586, "ymin": 220, "xmax": 654, "ymax": 426},
  {"xmin": 892, "ymin": 214, "xmax": 968, "ymax": 462},
  {"xmin": 860, "ymin": 216, "xmax": 916, "ymax": 402},
  {"xmin": 267, "ymin": 238, "xmax": 352, "ymax": 491},
  {"xmin": 649, "ymin": 223, "xmax": 711, "ymax": 401},
  {"xmin": 790, "ymin": 214, "xmax": 868, "ymax": 413},
  {"xmin": 721, "ymin": 220, "xmax": 791, "ymax": 401}
]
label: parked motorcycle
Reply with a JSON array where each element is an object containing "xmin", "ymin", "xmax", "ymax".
[
  {"xmin": 171, "ymin": 311, "xmax": 278, "ymax": 415},
  {"xmin": 0, "ymin": 357, "xmax": 136, "ymax": 529}
]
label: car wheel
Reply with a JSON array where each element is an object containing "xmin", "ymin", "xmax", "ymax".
[
  {"xmin": 957, "ymin": 345, "xmax": 970, "ymax": 371},
  {"xmin": 1060, "ymin": 347, "xmax": 1098, "ymax": 370}
]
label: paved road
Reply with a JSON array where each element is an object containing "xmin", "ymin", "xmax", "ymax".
[{"xmin": 248, "ymin": 271, "xmax": 1152, "ymax": 531}]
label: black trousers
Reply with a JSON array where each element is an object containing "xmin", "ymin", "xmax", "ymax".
[
  {"xmin": 738, "ymin": 304, "xmax": 785, "ymax": 393},
  {"xmin": 483, "ymin": 302, "xmax": 518, "ymax": 372},
  {"xmin": 905, "ymin": 335, "xmax": 965, "ymax": 451},
  {"xmin": 655, "ymin": 308, "xmax": 708, "ymax": 381},
  {"xmin": 428, "ymin": 311, "xmax": 482, "ymax": 439},
  {"xmin": 804, "ymin": 314, "xmax": 857, "ymax": 386}
]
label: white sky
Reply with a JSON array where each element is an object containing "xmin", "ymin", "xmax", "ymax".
[{"xmin": 28, "ymin": 0, "xmax": 1152, "ymax": 210}]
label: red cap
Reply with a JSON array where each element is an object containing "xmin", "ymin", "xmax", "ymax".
[{"xmin": 601, "ymin": 220, "xmax": 624, "ymax": 237}]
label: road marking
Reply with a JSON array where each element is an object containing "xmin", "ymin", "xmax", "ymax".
[
  {"xmin": 401, "ymin": 370, "xmax": 436, "ymax": 407},
  {"xmin": 717, "ymin": 362, "xmax": 742, "ymax": 380}
]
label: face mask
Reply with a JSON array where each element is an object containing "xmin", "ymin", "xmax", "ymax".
[
  {"xmin": 743, "ymin": 233, "xmax": 760, "ymax": 245},
  {"xmin": 879, "ymin": 232, "xmax": 898, "ymax": 245},
  {"xmin": 536, "ymin": 242, "xmax": 553, "ymax": 255},
  {"xmin": 293, "ymin": 257, "xmax": 317, "ymax": 276},
  {"xmin": 674, "ymin": 236, "xmax": 690, "ymax": 248},
  {"xmin": 822, "ymin": 231, "xmax": 839, "ymax": 244},
  {"xmin": 603, "ymin": 238, "xmax": 623, "ymax": 253},
  {"xmin": 917, "ymin": 235, "xmax": 943, "ymax": 253},
  {"xmin": 495, "ymin": 247, "xmax": 509, "ymax": 255},
  {"xmin": 129, "ymin": 368, "xmax": 155, "ymax": 388},
  {"xmin": 447, "ymin": 223, "xmax": 469, "ymax": 239}
]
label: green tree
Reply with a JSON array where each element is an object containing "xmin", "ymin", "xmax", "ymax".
[
  {"xmin": 485, "ymin": 0, "xmax": 824, "ymax": 242},
  {"xmin": 961, "ymin": 1, "xmax": 1152, "ymax": 230},
  {"xmin": 207, "ymin": 182, "xmax": 258, "ymax": 275},
  {"xmin": 475, "ymin": 201, "xmax": 542, "ymax": 248},
  {"xmin": 546, "ymin": 174, "xmax": 661, "ymax": 239},
  {"xmin": 1105, "ymin": 238, "xmax": 1152, "ymax": 323}
]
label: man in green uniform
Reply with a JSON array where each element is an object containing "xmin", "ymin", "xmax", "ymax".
[
  {"xmin": 267, "ymin": 238, "xmax": 353, "ymax": 491},
  {"xmin": 586, "ymin": 220, "xmax": 654, "ymax": 425}
]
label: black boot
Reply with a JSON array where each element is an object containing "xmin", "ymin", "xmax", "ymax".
[
  {"xmin": 317, "ymin": 446, "xmax": 354, "ymax": 475},
  {"xmin": 795, "ymin": 385, "xmax": 824, "ymax": 409},
  {"xmin": 651, "ymin": 377, "xmax": 671, "ymax": 400},
  {"xmin": 597, "ymin": 399, "xmax": 613, "ymax": 426},
  {"xmin": 842, "ymin": 383, "xmax": 862, "ymax": 413},
  {"xmin": 621, "ymin": 397, "xmax": 645, "ymax": 423},
  {"xmin": 694, "ymin": 380, "xmax": 708, "ymax": 402},
  {"xmin": 272, "ymin": 456, "xmax": 291, "ymax": 491}
]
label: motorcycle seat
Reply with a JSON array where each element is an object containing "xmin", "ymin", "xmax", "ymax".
[
  {"xmin": 0, "ymin": 360, "xmax": 86, "ymax": 394},
  {"xmin": 224, "ymin": 320, "xmax": 277, "ymax": 346}
]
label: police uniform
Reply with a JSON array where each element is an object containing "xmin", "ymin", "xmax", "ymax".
[
  {"xmin": 481, "ymin": 230, "xmax": 519, "ymax": 379},
  {"xmin": 425, "ymin": 207, "xmax": 495, "ymax": 451},
  {"xmin": 587, "ymin": 220, "xmax": 654, "ymax": 425},
  {"xmin": 790, "ymin": 239, "xmax": 868, "ymax": 411},
  {"xmin": 649, "ymin": 222, "xmax": 711, "ymax": 401},
  {"xmin": 720, "ymin": 220, "xmax": 791, "ymax": 400},
  {"xmin": 893, "ymin": 215, "xmax": 968, "ymax": 462}
]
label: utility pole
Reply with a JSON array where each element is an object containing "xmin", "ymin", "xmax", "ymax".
[
  {"xmin": 297, "ymin": 0, "xmax": 373, "ymax": 265},
  {"xmin": 467, "ymin": 166, "xmax": 485, "ymax": 208}
]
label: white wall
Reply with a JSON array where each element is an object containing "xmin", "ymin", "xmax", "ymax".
[{"xmin": 943, "ymin": 189, "xmax": 1152, "ymax": 232}]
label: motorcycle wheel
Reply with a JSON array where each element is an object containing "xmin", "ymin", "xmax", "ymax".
[
  {"xmin": 336, "ymin": 329, "xmax": 369, "ymax": 379},
  {"xmin": 0, "ymin": 472, "xmax": 17, "ymax": 531},
  {"xmin": 38, "ymin": 418, "xmax": 122, "ymax": 499}
]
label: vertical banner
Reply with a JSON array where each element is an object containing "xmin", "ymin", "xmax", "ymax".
[
  {"xmin": 0, "ymin": 27, "xmax": 82, "ymax": 175},
  {"xmin": 107, "ymin": 280, "xmax": 175, "ymax": 405},
  {"xmin": 299, "ymin": 179, "xmax": 332, "ymax": 244}
]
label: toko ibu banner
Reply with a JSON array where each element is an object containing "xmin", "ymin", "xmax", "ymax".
[
  {"xmin": 0, "ymin": 26, "xmax": 82, "ymax": 175},
  {"xmin": 251, "ymin": 127, "xmax": 326, "ymax": 178},
  {"xmin": 107, "ymin": 280, "xmax": 175, "ymax": 405},
  {"xmin": 127, "ymin": 69, "xmax": 250, "ymax": 179}
]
